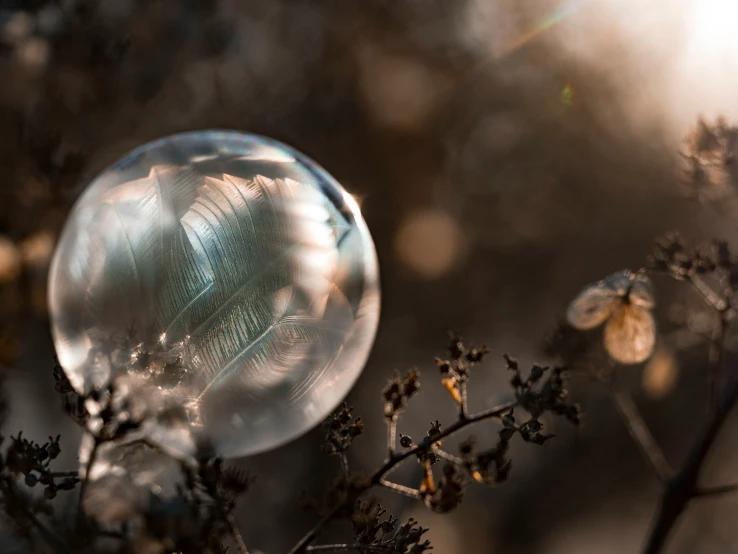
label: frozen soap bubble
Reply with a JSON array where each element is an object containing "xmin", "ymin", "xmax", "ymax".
[{"xmin": 49, "ymin": 131, "xmax": 380, "ymax": 459}]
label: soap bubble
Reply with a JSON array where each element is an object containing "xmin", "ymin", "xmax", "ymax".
[{"xmin": 49, "ymin": 131, "xmax": 380, "ymax": 458}]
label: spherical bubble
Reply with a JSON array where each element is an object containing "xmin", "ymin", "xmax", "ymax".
[{"xmin": 49, "ymin": 131, "xmax": 380, "ymax": 458}]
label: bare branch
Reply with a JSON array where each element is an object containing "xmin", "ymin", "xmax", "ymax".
[
  {"xmin": 288, "ymin": 399, "xmax": 517, "ymax": 553},
  {"xmin": 689, "ymin": 273, "xmax": 729, "ymax": 313},
  {"xmin": 77, "ymin": 435, "xmax": 100, "ymax": 516},
  {"xmin": 227, "ymin": 513, "xmax": 249, "ymax": 554},
  {"xmin": 695, "ymin": 482, "xmax": 738, "ymax": 499},
  {"xmin": 607, "ymin": 385, "xmax": 672, "ymax": 482},
  {"xmin": 432, "ymin": 447, "xmax": 465, "ymax": 466},
  {"xmin": 287, "ymin": 505, "xmax": 342, "ymax": 554},
  {"xmin": 644, "ymin": 372, "xmax": 738, "ymax": 553},
  {"xmin": 306, "ymin": 545, "xmax": 397, "ymax": 553},
  {"xmin": 371, "ymin": 400, "xmax": 517, "ymax": 485},
  {"xmin": 378, "ymin": 478, "xmax": 421, "ymax": 499},
  {"xmin": 386, "ymin": 418, "xmax": 397, "ymax": 458}
]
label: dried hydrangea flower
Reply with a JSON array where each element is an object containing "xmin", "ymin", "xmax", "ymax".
[{"xmin": 567, "ymin": 270, "xmax": 656, "ymax": 364}]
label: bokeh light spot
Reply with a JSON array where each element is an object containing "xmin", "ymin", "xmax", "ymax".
[
  {"xmin": 395, "ymin": 208, "xmax": 464, "ymax": 280},
  {"xmin": 642, "ymin": 346, "xmax": 679, "ymax": 400}
]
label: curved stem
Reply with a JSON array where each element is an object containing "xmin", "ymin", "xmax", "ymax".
[
  {"xmin": 644, "ymin": 373, "xmax": 738, "ymax": 553},
  {"xmin": 370, "ymin": 400, "xmax": 517, "ymax": 486},
  {"xmin": 0, "ymin": 479, "xmax": 70, "ymax": 554},
  {"xmin": 227, "ymin": 514, "xmax": 249, "ymax": 554},
  {"xmin": 306, "ymin": 545, "xmax": 396, "ymax": 553},
  {"xmin": 378, "ymin": 479, "xmax": 421, "ymax": 499},
  {"xmin": 607, "ymin": 385, "xmax": 672, "ymax": 482},
  {"xmin": 77, "ymin": 435, "xmax": 100, "ymax": 516},
  {"xmin": 287, "ymin": 399, "xmax": 517, "ymax": 554},
  {"xmin": 695, "ymin": 482, "xmax": 738, "ymax": 498}
]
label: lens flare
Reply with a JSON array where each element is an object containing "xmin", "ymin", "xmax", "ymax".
[{"xmin": 687, "ymin": 0, "xmax": 738, "ymax": 60}]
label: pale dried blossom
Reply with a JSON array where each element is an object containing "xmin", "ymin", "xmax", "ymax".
[{"xmin": 567, "ymin": 270, "xmax": 656, "ymax": 364}]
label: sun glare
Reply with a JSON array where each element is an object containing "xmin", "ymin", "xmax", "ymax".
[{"xmin": 688, "ymin": 0, "xmax": 738, "ymax": 58}]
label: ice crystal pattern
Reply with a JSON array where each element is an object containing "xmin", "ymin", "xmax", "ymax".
[{"xmin": 49, "ymin": 131, "xmax": 380, "ymax": 458}]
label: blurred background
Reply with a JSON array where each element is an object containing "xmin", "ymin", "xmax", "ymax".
[{"xmin": 2, "ymin": 0, "xmax": 738, "ymax": 552}]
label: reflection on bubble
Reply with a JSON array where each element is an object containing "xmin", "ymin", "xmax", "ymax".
[{"xmin": 49, "ymin": 131, "xmax": 380, "ymax": 458}]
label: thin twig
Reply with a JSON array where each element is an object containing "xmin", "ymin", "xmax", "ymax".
[
  {"xmin": 340, "ymin": 452, "xmax": 349, "ymax": 478},
  {"xmin": 288, "ymin": 399, "xmax": 518, "ymax": 553},
  {"xmin": 689, "ymin": 274, "xmax": 729, "ymax": 313},
  {"xmin": 227, "ymin": 514, "xmax": 249, "ymax": 554},
  {"xmin": 607, "ymin": 385, "xmax": 672, "ymax": 482},
  {"xmin": 459, "ymin": 379, "xmax": 469, "ymax": 420},
  {"xmin": 77, "ymin": 435, "xmax": 100, "ymax": 515},
  {"xmin": 370, "ymin": 399, "xmax": 517, "ymax": 485},
  {"xmin": 433, "ymin": 447, "xmax": 465, "ymax": 466},
  {"xmin": 1, "ymin": 479, "xmax": 71, "ymax": 554},
  {"xmin": 640, "ymin": 267, "xmax": 737, "ymax": 553},
  {"xmin": 644, "ymin": 370, "xmax": 738, "ymax": 553},
  {"xmin": 306, "ymin": 544, "xmax": 396, "ymax": 553},
  {"xmin": 706, "ymin": 304, "xmax": 730, "ymax": 412},
  {"xmin": 287, "ymin": 505, "xmax": 342, "ymax": 554},
  {"xmin": 695, "ymin": 482, "xmax": 738, "ymax": 498},
  {"xmin": 378, "ymin": 478, "xmax": 421, "ymax": 499},
  {"xmin": 47, "ymin": 471, "xmax": 79, "ymax": 479},
  {"xmin": 386, "ymin": 418, "xmax": 397, "ymax": 458}
]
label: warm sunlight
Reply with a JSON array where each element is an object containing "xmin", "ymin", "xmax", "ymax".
[{"xmin": 687, "ymin": 0, "xmax": 738, "ymax": 60}]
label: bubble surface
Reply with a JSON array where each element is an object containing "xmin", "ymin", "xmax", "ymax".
[{"xmin": 49, "ymin": 131, "xmax": 380, "ymax": 458}]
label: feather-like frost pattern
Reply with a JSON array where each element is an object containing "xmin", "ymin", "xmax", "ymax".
[
  {"xmin": 51, "ymin": 134, "xmax": 381, "ymax": 458},
  {"xmin": 78, "ymin": 166, "xmax": 352, "ymax": 424}
]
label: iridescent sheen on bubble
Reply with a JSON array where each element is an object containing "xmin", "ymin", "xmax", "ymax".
[{"xmin": 49, "ymin": 131, "xmax": 380, "ymax": 458}]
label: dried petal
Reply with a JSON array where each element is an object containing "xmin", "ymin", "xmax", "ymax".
[
  {"xmin": 604, "ymin": 304, "xmax": 656, "ymax": 364},
  {"xmin": 629, "ymin": 273, "xmax": 656, "ymax": 309},
  {"xmin": 566, "ymin": 281, "xmax": 622, "ymax": 330}
]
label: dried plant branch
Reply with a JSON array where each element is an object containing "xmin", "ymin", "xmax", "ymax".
[
  {"xmin": 77, "ymin": 435, "xmax": 100, "ymax": 515},
  {"xmin": 689, "ymin": 274, "xmax": 729, "ymax": 313},
  {"xmin": 644, "ymin": 374, "xmax": 738, "ymax": 553},
  {"xmin": 306, "ymin": 545, "xmax": 398, "ymax": 553},
  {"xmin": 707, "ymin": 307, "xmax": 729, "ymax": 412},
  {"xmin": 378, "ymin": 478, "xmax": 421, "ymax": 499},
  {"xmin": 694, "ymin": 482, "xmax": 738, "ymax": 498},
  {"xmin": 288, "ymin": 506, "xmax": 342, "ymax": 554},
  {"xmin": 0, "ymin": 478, "xmax": 71, "ymax": 554},
  {"xmin": 227, "ymin": 513, "xmax": 249, "ymax": 554},
  {"xmin": 370, "ymin": 400, "xmax": 518, "ymax": 485},
  {"xmin": 607, "ymin": 384, "xmax": 672, "ymax": 482},
  {"xmin": 432, "ymin": 447, "xmax": 465, "ymax": 466},
  {"xmin": 290, "ymin": 399, "xmax": 517, "ymax": 554},
  {"xmin": 386, "ymin": 418, "xmax": 398, "ymax": 458}
]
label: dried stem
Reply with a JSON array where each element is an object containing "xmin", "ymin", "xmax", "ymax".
[
  {"xmin": 386, "ymin": 418, "xmax": 397, "ymax": 458},
  {"xmin": 77, "ymin": 435, "xmax": 100, "ymax": 516},
  {"xmin": 340, "ymin": 452, "xmax": 350, "ymax": 477},
  {"xmin": 0, "ymin": 479, "xmax": 71, "ymax": 554},
  {"xmin": 644, "ymin": 374, "xmax": 738, "ymax": 553},
  {"xmin": 689, "ymin": 274, "xmax": 729, "ymax": 313},
  {"xmin": 459, "ymin": 379, "xmax": 469, "ymax": 420},
  {"xmin": 47, "ymin": 471, "xmax": 79, "ymax": 479},
  {"xmin": 707, "ymin": 308, "xmax": 729, "ymax": 412},
  {"xmin": 227, "ymin": 514, "xmax": 249, "ymax": 554},
  {"xmin": 607, "ymin": 384, "xmax": 672, "ymax": 482},
  {"xmin": 432, "ymin": 447, "xmax": 465, "ymax": 466},
  {"xmin": 288, "ymin": 399, "xmax": 517, "ymax": 553},
  {"xmin": 642, "ymin": 274, "xmax": 736, "ymax": 553},
  {"xmin": 378, "ymin": 478, "xmax": 421, "ymax": 499},
  {"xmin": 695, "ymin": 482, "xmax": 738, "ymax": 498},
  {"xmin": 306, "ymin": 545, "xmax": 397, "ymax": 553},
  {"xmin": 287, "ymin": 505, "xmax": 342, "ymax": 554},
  {"xmin": 370, "ymin": 400, "xmax": 516, "ymax": 484}
]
